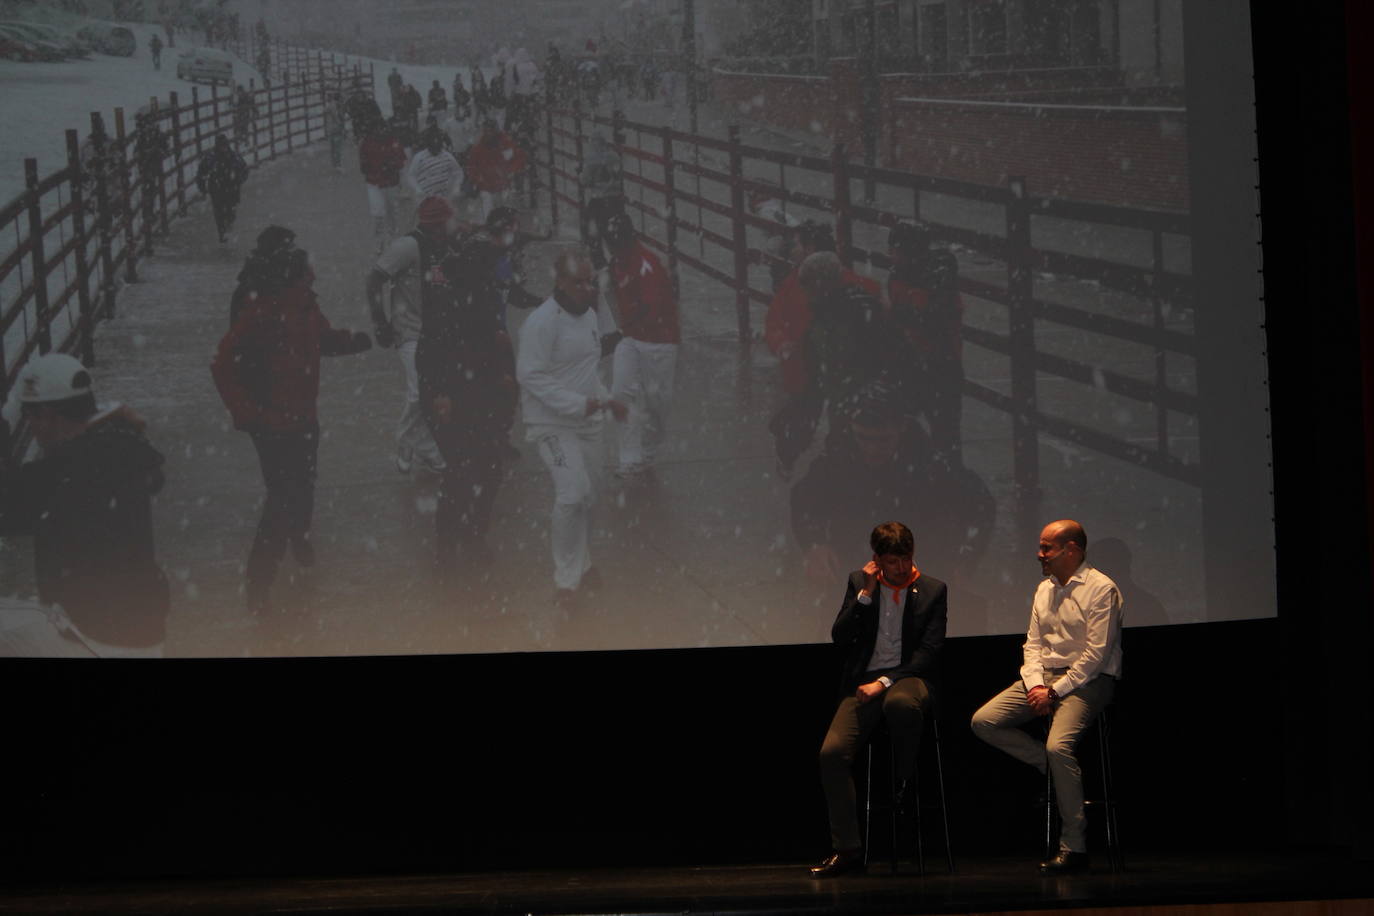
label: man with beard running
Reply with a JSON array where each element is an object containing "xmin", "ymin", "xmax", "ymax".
[{"xmin": 517, "ymin": 250, "xmax": 626, "ymax": 608}]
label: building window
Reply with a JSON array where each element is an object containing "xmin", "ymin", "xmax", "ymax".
[
  {"xmin": 917, "ymin": 0, "xmax": 948, "ymax": 70},
  {"xmin": 1024, "ymin": 0, "xmax": 1069, "ymax": 65},
  {"xmin": 968, "ymin": 0, "xmax": 1007, "ymax": 56},
  {"xmin": 877, "ymin": 2, "xmax": 899, "ymax": 55},
  {"xmin": 1070, "ymin": 0, "xmax": 1107, "ymax": 65}
]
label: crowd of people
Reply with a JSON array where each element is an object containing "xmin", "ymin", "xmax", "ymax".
[{"xmin": 9, "ymin": 66, "xmax": 992, "ymax": 654}]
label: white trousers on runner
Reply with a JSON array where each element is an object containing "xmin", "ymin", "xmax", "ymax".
[
  {"xmin": 530, "ymin": 423, "xmax": 604, "ymax": 590},
  {"xmin": 395, "ymin": 340, "xmax": 443, "ymax": 467},
  {"xmin": 478, "ymin": 188, "xmax": 508, "ymax": 222},
  {"xmin": 612, "ymin": 338, "xmax": 677, "ymax": 472},
  {"xmin": 367, "ymin": 183, "xmax": 399, "ymax": 247}
]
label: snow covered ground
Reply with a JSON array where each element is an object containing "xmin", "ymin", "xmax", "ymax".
[{"xmin": 0, "ymin": 21, "xmax": 264, "ymax": 207}]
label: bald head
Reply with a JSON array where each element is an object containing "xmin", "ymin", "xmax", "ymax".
[
  {"xmin": 798, "ymin": 250, "xmax": 843, "ymax": 298},
  {"xmin": 1044, "ymin": 519, "xmax": 1087, "ymax": 552},
  {"xmin": 554, "ymin": 248, "xmax": 597, "ymax": 314},
  {"xmin": 1038, "ymin": 519, "xmax": 1087, "ymax": 584}
]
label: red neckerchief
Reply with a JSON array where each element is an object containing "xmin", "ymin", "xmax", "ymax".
[{"xmin": 877, "ymin": 565, "xmax": 920, "ymax": 605}]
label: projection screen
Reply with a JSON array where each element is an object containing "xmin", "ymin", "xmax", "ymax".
[{"xmin": 0, "ymin": 0, "xmax": 1272, "ymax": 657}]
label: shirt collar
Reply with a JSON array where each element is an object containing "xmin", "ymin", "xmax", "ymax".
[{"xmin": 1051, "ymin": 562, "xmax": 1090, "ymax": 588}]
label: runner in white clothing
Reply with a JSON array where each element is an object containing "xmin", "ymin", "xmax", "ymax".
[
  {"xmin": 365, "ymin": 196, "xmax": 456, "ymax": 475},
  {"xmin": 517, "ymin": 250, "xmax": 626, "ymax": 606}
]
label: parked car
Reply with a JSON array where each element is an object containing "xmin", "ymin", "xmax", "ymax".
[
  {"xmin": 0, "ymin": 34, "xmax": 36, "ymax": 61},
  {"xmin": 0, "ymin": 24, "xmax": 64, "ymax": 61},
  {"xmin": 75, "ymin": 23, "xmax": 135, "ymax": 57},
  {"xmin": 22, "ymin": 21, "xmax": 93, "ymax": 58},
  {"xmin": 175, "ymin": 47, "xmax": 234, "ymax": 85},
  {"xmin": 0, "ymin": 21, "xmax": 87, "ymax": 59}
]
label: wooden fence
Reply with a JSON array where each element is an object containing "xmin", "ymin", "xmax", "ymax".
[
  {"xmin": 539, "ymin": 104, "xmax": 1195, "ymax": 533},
  {"xmin": 0, "ymin": 43, "xmax": 374, "ymax": 410}
]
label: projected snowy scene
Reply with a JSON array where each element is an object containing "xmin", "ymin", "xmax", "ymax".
[{"xmin": 1, "ymin": 0, "xmax": 1262, "ymax": 658}]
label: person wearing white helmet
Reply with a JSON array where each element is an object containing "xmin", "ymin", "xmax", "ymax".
[{"xmin": 0, "ymin": 353, "xmax": 170, "ymax": 657}]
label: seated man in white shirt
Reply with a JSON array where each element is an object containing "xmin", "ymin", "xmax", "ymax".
[{"xmin": 971, "ymin": 519, "xmax": 1124, "ymax": 874}]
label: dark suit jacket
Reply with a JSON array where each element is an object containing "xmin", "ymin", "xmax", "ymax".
[{"xmin": 830, "ymin": 569, "xmax": 948, "ymax": 696}]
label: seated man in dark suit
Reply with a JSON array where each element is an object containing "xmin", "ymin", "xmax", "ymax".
[{"xmin": 811, "ymin": 521, "xmax": 948, "ymax": 878}]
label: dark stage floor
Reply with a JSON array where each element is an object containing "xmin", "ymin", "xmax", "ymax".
[{"xmin": 2, "ymin": 852, "xmax": 1370, "ymax": 915}]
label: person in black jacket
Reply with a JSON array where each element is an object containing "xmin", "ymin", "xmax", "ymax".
[
  {"xmin": 133, "ymin": 111, "xmax": 170, "ymax": 240},
  {"xmin": 415, "ymin": 212, "xmax": 518, "ymax": 574},
  {"xmin": 0, "ymin": 353, "xmax": 169, "ymax": 656},
  {"xmin": 196, "ymin": 134, "xmax": 249, "ymax": 243},
  {"xmin": 810, "ymin": 520, "xmax": 947, "ymax": 879}
]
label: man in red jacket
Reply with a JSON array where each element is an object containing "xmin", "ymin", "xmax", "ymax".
[
  {"xmin": 359, "ymin": 116, "xmax": 409, "ymax": 253},
  {"xmin": 210, "ymin": 231, "xmax": 372, "ymax": 612},
  {"xmin": 603, "ymin": 213, "xmax": 679, "ymax": 479},
  {"xmin": 465, "ymin": 118, "xmax": 527, "ymax": 221},
  {"xmin": 765, "ymin": 221, "xmax": 882, "ymax": 478}
]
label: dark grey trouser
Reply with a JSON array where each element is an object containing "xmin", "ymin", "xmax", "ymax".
[
  {"xmin": 970, "ymin": 671, "xmax": 1115, "ymax": 853},
  {"xmin": 819, "ymin": 675, "xmax": 931, "ymax": 851}
]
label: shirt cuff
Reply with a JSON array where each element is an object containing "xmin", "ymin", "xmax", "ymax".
[
  {"xmin": 1050, "ymin": 677, "xmax": 1072, "ymax": 698},
  {"xmin": 877, "ymin": 676, "xmax": 892, "ymax": 688},
  {"xmin": 856, "ymin": 592, "xmax": 873, "ymax": 605}
]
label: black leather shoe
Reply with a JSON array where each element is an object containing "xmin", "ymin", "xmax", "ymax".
[
  {"xmin": 809, "ymin": 849, "xmax": 865, "ymax": 878},
  {"xmin": 1039, "ymin": 850, "xmax": 1090, "ymax": 874}
]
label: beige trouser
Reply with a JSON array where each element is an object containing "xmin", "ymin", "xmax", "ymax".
[
  {"xmin": 970, "ymin": 670, "xmax": 1115, "ymax": 853},
  {"xmin": 819, "ymin": 675, "xmax": 931, "ymax": 852}
]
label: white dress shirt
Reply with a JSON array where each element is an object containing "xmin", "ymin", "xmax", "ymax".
[{"xmin": 1020, "ymin": 562, "xmax": 1124, "ymax": 698}]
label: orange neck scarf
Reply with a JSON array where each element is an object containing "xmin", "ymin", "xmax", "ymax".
[{"xmin": 877, "ymin": 565, "xmax": 920, "ymax": 605}]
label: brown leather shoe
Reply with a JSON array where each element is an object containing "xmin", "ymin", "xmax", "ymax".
[
  {"xmin": 1039, "ymin": 850, "xmax": 1090, "ymax": 874},
  {"xmin": 809, "ymin": 849, "xmax": 865, "ymax": 878}
]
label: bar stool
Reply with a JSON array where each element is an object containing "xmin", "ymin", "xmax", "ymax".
[
  {"xmin": 862, "ymin": 718, "xmax": 954, "ymax": 875},
  {"xmin": 1043, "ymin": 704, "xmax": 1123, "ymax": 872}
]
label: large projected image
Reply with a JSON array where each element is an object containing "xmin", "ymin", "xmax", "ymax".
[{"xmin": 0, "ymin": 0, "xmax": 1270, "ymax": 657}]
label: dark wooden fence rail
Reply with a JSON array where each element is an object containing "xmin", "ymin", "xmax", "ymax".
[
  {"xmin": 539, "ymin": 103, "xmax": 1195, "ymax": 530},
  {"xmin": 0, "ymin": 41, "xmax": 375, "ymax": 425}
]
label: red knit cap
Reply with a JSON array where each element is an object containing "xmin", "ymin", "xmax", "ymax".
[{"xmin": 417, "ymin": 196, "xmax": 454, "ymax": 226}]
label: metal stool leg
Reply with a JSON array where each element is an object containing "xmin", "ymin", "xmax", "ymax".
[
  {"xmin": 863, "ymin": 743, "xmax": 874, "ymax": 866},
  {"xmin": 1097, "ymin": 708, "xmax": 1124, "ymax": 872},
  {"xmin": 1044, "ymin": 713, "xmax": 1057, "ymax": 861},
  {"xmin": 901, "ymin": 738, "xmax": 922, "ymax": 876},
  {"xmin": 932, "ymin": 719, "xmax": 955, "ymax": 873},
  {"xmin": 886, "ymin": 741, "xmax": 899, "ymax": 874}
]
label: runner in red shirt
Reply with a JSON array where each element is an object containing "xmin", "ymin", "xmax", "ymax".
[{"xmin": 604, "ymin": 213, "xmax": 679, "ymax": 480}]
